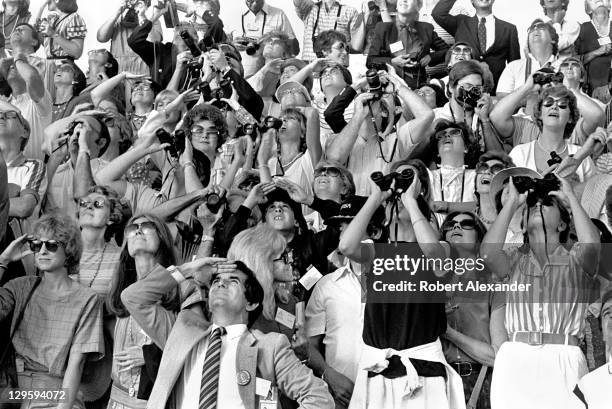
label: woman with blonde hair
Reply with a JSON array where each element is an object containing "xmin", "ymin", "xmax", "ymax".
[{"xmin": 227, "ymin": 223, "xmax": 289, "ymax": 326}]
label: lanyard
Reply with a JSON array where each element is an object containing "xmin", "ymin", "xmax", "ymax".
[
  {"xmin": 312, "ymin": 3, "xmax": 342, "ymax": 40},
  {"xmin": 241, "ymin": 9, "xmax": 267, "ymax": 38},
  {"xmin": 439, "ymin": 169, "xmax": 465, "ymax": 202}
]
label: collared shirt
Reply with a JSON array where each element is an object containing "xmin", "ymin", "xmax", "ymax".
[
  {"xmin": 574, "ymin": 356, "xmax": 612, "ymax": 409},
  {"xmin": 428, "ymin": 166, "xmax": 477, "ymax": 225},
  {"xmin": 179, "ymin": 324, "xmax": 248, "ymax": 409},
  {"xmin": 294, "ymin": 0, "xmax": 362, "ymax": 61},
  {"xmin": 305, "ymin": 260, "xmax": 364, "ymax": 382},
  {"xmin": 7, "ymin": 153, "xmax": 46, "ymax": 205},
  {"xmin": 339, "ymin": 128, "xmax": 418, "ymax": 196},
  {"xmin": 542, "ymin": 15, "xmax": 580, "ymax": 61},
  {"xmin": 226, "ymin": 3, "xmax": 296, "ymax": 41},
  {"xmin": 503, "ymin": 244, "xmax": 599, "ymax": 337},
  {"xmin": 496, "ymin": 54, "xmax": 560, "ymax": 95},
  {"xmin": 10, "ymin": 91, "xmax": 53, "ymax": 162},
  {"xmin": 477, "ymin": 13, "xmax": 495, "ymax": 51}
]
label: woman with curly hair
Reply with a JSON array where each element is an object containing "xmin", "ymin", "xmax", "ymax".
[
  {"xmin": 105, "ymin": 213, "xmax": 179, "ymax": 409},
  {"xmin": 76, "ymin": 185, "xmax": 124, "ymax": 297},
  {"xmin": 0, "ymin": 213, "xmax": 105, "ymax": 409}
]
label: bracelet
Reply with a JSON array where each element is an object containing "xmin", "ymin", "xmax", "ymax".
[
  {"xmin": 79, "ymin": 148, "xmax": 90, "ymax": 157},
  {"xmin": 183, "ymin": 161, "xmax": 195, "ymax": 169},
  {"xmin": 412, "ymin": 218, "xmax": 428, "ymax": 227},
  {"xmin": 259, "ymin": 163, "xmax": 269, "ymax": 169}
]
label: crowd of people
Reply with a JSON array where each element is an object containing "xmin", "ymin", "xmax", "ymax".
[{"xmin": 0, "ymin": 0, "xmax": 611, "ymax": 408}]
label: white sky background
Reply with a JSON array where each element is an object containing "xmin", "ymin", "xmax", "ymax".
[{"xmin": 24, "ymin": 0, "xmax": 600, "ymax": 71}]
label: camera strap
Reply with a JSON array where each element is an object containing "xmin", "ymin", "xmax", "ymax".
[
  {"xmin": 439, "ymin": 169, "xmax": 465, "ymax": 202},
  {"xmin": 312, "ymin": 4, "xmax": 342, "ymax": 42},
  {"xmin": 524, "ymin": 56, "xmax": 532, "ymax": 83},
  {"xmin": 241, "ymin": 9, "xmax": 267, "ymax": 38},
  {"xmin": 368, "ymin": 102, "xmax": 398, "ymax": 163}
]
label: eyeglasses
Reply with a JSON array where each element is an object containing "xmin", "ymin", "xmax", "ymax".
[
  {"xmin": 279, "ymin": 88, "xmax": 305, "ymax": 98},
  {"xmin": 416, "ymin": 88, "xmax": 435, "ymax": 97},
  {"xmin": 442, "ymin": 219, "xmax": 478, "ymax": 232},
  {"xmin": 190, "ymin": 127, "xmax": 219, "ymax": 138},
  {"xmin": 475, "ymin": 162, "xmax": 505, "ymax": 175},
  {"xmin": 0, "ymin": 111, "xmax": 23, "ymax": 125},
  {"xmin": 331, "ymin": 43, "xmax": 349, "ymax": 52},
  {"xmin": 29, "ymin": 239, "xmax": 62, "ymax": 253},
  {"xmin": 321, "ymin": 67, "xmax": 342, "ymax": 79},
  {"xmin": 79, "ymin": 199, "xmax": 107, "ymax": 209},
  {"xmin": 459, "ymin": 84, "xmax": 484, "ymax": 93},
  {"xmin": 559, "ymin": 61, "xmax": 582, "ymax": 70},
  {"xmin": 452, "ymin": 46, "xmax": 472, "ymax": 55},
  {"xmin": 314, "ymin": 166, "xmax": 342, "ymax": 178},
  {"xmin": 56, "ymin": 64, "xmax": 75, "ymax": 74},
  {"xmin": 264, "ymin": 38, "xmax": 284, "ymax": 46},
  {"xmin": 273, "ymin": 250, "xmax": 293, "ymax": 265},
  {"xmin": 125, "ymin": 220, "xmax": 157, "ymax": 237},
  {"xmin": 132, "ymin": 84, "xmax": 153, "ymax": 92},
  {"xmin": 542, "ymin": 96, "xmax": 569, "ymax": 109},
  {"xmin": 528, "ymin": 22, "xmax": 549, "ymax": 33},
  {"xmin": 435, "ymin": 128, "xmax": 463, "ymax": 140}
]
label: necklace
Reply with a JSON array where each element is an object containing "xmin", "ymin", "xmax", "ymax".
[
  {"xmin": 536, "ymin": 138, "xmax": 568, "ymax": 155},
  {"xmin": 2, "ymin": 12, "xmax": 18, "ymax": 41},
  {"xmin": 79, "ymin": 243, "xmax": 107, "ymax": 288},
  {"xmin": 477, "ymin": 207, "xmax": 496, "ymax": 225},
  {"xmin": 280, "ymin": 152, "xmax": 303, "ymax": 168}
]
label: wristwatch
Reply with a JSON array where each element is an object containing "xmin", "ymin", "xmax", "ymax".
[
  {"xmin": 167, "ymin": 265, "xmax": 186, "ymax": 283},
  {"xmin": 202, "ymin": 235, "xmax": 215, "ymax": 243}
]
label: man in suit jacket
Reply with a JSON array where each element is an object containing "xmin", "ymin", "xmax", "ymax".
[
  {"xmin": 121, "ymin": 258, "xmax": 334, "ymax": 409},
  {"xmin": 367, "ymin": 0, "xmax": 449, "ymax": 89},
  {"xmin": 433, "ymin": 0, "xmax": 520, "ymax": 93}
]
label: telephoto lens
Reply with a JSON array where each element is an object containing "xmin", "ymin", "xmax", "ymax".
[
  {"xmin": 259, "ymin": 116, "xmax": 283, "ymax": 133},
  {"xmin": 366, "ymin": 68, "xmax": 383, "ymax": 100},
  {"xmin": 205, "ymin": 192, "xmax": 225, "ymax": 213},
  {"xmin": 180, "ymin": 30, "xmax": 202, "ymax": 58}
]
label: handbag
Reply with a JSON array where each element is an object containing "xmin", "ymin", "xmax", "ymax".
[{"xmin": 0, "ymin": 277, "xmax": 41, "ymax": 409}]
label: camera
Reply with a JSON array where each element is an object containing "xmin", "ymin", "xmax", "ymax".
[
  {"xmin": 205, "ymin": 192, "xmax": 226, "ymax": 213},
  {"xmin": 211, "ymin": 78, "xmax": 233, "ymax": 100},
  {"xmin": 180, "ymin": 30, "xmax": 202, "ymax": 58},
  {"xmin": 533, "ymin": 71, "xmax": 564, "ymax": 86},
  {"xmin": 512, "ymin": 173, "xmax": 561, "ymax": 199},
  {"xmin": 241, "ymin": 123, "xmax": 258, "ymax": 141},
  {"xmin": 236, "ymin": 37, "xmax": 260, "ymax": 56},
  {"xmin": 259, "ymin": 116, "xmax": 283, "ymax": 133},
  {"xmin": 186, "ymin": 58, "xmax": 203, "ymax": 71},
  {"xmin": 370, "ymin": 169, "xmax": 415, "ymax": 194},
  {"xmin": 365, "ymin": 68, "xmax": 383, "ymax": 101},
  {"xmin": 547, "ymin": 151, "xmax": 563, "ymax": 167},
  {"xmin": 456, "ymin": 86, "xmax": 483, "ymax": 109},
  {"xmin": 156, "ymin": 128, "xmax": 186, "ymax": 159}
]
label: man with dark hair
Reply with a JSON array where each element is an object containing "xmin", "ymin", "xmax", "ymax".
[
  {"xmin": 5, "ymin": 21, "xmax": 50, "ymax": 161},
  {"xmin": 433, "ymin": 0, "xmax": 520, "ymax": 92},
  {"xmin": 120, "ymin": 257, "xmax": 334, "ymax": 409}
]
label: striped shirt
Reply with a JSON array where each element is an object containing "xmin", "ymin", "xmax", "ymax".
[
  {"xmin": 294, "ymin": 0, "xmax": 362, "ymax": 61},
  {"xmin": 75, "ymin": 242, "xmax": 122, "ymax": 297},
  {"xmin": 503, "ymin": 243, "xmax": 600, "ymax": 338}
]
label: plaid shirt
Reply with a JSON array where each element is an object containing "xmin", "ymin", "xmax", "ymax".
[
  {"xmin": 294, "ymin": 0, "xmax": 362, "ymax": 61},
  {"xmin": 44, "ymin": 12, "xmax": 87, "ymax": 58}
]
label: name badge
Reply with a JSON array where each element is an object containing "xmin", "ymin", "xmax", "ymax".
[
  {"xmin": 390, "ymin": 41, "xmax": 404, "ymax": 55},
  {"xmin": 295, "ymin": 302, "xmax": 305, "ymax": 327},
  {"xmin": 299, "ymin": 266, "xmax": 322, "ymax": 291},
  {"xmin": 15, "ymin": 358, "xmax": 24, "ymax": 373},
  {"xmin": 259, "ymin": 385, "xmax": 278, "ymax": 409},
  {"xmin": 256, "ymin": 377, "xmax": 272, "ymax": 397},
  {"xmin": 275, "ymin": 308, "xmax": 295, "ymax": 329},
  {"xmin": 599, "ymin": 36, "xmax": 611, "ymax": 46}
]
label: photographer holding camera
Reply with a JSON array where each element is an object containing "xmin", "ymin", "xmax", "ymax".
[
  {"xmin": 325, "ymin": 66, "xmax": 434, "ymax": 195},
  {"xmin": 481, "ymin": 173, "xmax": 601, "ymax": 409},
  {"xmin": 96, "ymin": 0, "xmax": 163, "ymax": 76},
  {"xmin": 367, "ymin": 0, "xmax": 449, "ymax": 90}
]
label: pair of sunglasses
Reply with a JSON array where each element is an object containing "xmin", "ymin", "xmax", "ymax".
[
  {"xmin": 28, "ymin": 239, "xmax": 62, "ymax": 253},
  {"xmin": 79, "ymin": 199, "xmax": 106, "ymax": 209},
  {"xmin": 125, "ymin": 221, "xmax": 157, "ymax": 237},
  {"xmin": 314, "ymin": 167, "xmax": 342, "ymax": 178},
  {"xmin": 475, "ymin": 162, "xmax": 505, "ymax": 175},
  {"xmin": 435, "ymin": 128, "xmax": 463, "ymax": 140},
  {"xmin": 442, "ymin": 219, "xmax": 477, "ymax": 232},
  {"xmin": 542, "ymin": 97, "xmax": 569, "ymax": 110}
]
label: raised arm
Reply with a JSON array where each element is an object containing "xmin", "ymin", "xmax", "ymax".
[
  {"xmin": 13, "ymin": 53, "xmax": 44, "ymax": 102},
  {"xmin": 294, "ymin": 0, "xmax": 315, "ymax": 21},
  {"xmin": 325, "ymin": 92, "xmax": 373, "ymax": 164},
  {"xmin": 302, "ymin": 107, "xmax": 322, "ymax": 166},
  {"xmin": 97, "ymin": 1, "xmax": 124, "ymax": 42},
  {"xmin": 572, "ymin": 89, "xmax": 605, "ymax": 142},
  {"xmin": 392, "ymin": 72, "xmax": 435, "ymax": 147},
  {"xmin": 91, "ymin": 72, "xmax": 145, "ymax": 108},
  {"xmin": 432, "ymin": 0, "xmax": 460, "ymax": 36},
  {"xmin": 489, "ymin": 77, "xmax": 537, "ymax": 141},
  {"xmin": 480, "ymin": 178, "xmax": 525, "ymax": 280}
]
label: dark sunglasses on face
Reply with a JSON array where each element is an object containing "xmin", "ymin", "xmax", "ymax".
[
  {"xmin": 560, "ymin": 62, "xmax": 581, "ymax": 70},
  {"xmin": 476, "ymin": 162, "xmax": 505, "ymax": 175},
  {"xmin": 452, "ymin": 46, "xmax": 472, "ymax": 55},
  {"xmin": 435, "ymin": 128, "xmax": 463, "ymax": 140},
  {"xmin": 125, "ymin": 221, "xmax": 157, "ymax": 237},
  {"xmin": 79, "ymin": 199, "xmax": 106, "ymax": 209},
  {"xmin": 29, "ymin": 239, "xmax": 62, "ymax": 253},
  {"xmin": 542, "ymin": 96, "xmax": 569, "ymax": 109},
  {"xmin": 528, "ymin": 22, "xmax": 549, "ymax": 33},
  {"xmin": 442, "ymin": 219, "xmax": 478, "ymax": 232},
  {"xmin": 314, "ymin": 166, "xmax": 342, "ymax": 178}
]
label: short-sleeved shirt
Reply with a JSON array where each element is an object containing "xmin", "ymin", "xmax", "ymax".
[
  {"xmin": 7, "ymin": 153, "xmax": 47, "ymax": 233},
  {"xmin": 225, "ymin": 3, "xmax": 296, "ymax": 41},
  {"xmin": 306, "ymin": 261, "xmax": 364, "ymax": 382},
  {"xmin": 123, "ymin": 181, "xmax": 167, "ymax": 215},
  {"xmin": 496, "ymin": 55, "xmax": 561, "ymax": 95},
  {"xmin": 268, "ymin": 151, "xmax": 315, "ymax": 214},
  {"xmin": 294, "ymin": 0, "xmax": 362, "ymax": 61},
  {"xmin": 509, "ymin": 116, "xmax": 588, "ymax": 147},
  {"xmin": 0, "ymin": 276, "xmax": 104, "ymax": 377},
  {"xmin": 75, "ymin": 242, "xmax": 122, "ymax": 297},
  {"xmin": 44, "ymin": 12, "xmax": 87, "ymax": 58},
  {"xmin": 502, "ymin": 243, "xmax": 599, "ymax": 337},
  {"xmin": 110, "ymin": 17, "xmax": 162, "ymax": 75},
  {"xmin": 11, "ymin": 91, "xmax": 53, "ymax": 162},
  {"xmin": 429, "ymin": 166, "xmax": 477, "ymax": 225}
]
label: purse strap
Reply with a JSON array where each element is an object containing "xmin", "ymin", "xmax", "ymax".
[{"xmin": 0, "ymin": 277, "xmax": 42, "ymax": 364}]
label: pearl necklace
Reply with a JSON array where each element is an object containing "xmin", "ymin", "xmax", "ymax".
[
  {"xmin": 536, "ymin": 138, "xmax": 568, "ymax": 155},
  {"xmin": 280, "ymin": 152, "xmax": 303, "ymax": 169}
]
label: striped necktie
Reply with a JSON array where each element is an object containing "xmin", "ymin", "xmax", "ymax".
[{"xmin": 199, "ymin": 327, "xmax": 226, "ymax": 409}]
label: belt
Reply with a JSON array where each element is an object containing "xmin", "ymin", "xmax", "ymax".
[
  {"xmin": 47, "ymin": 55, "xmax": 75, "ymax": 60},
  {"xmin": 512, "ymin": 331, "xmax": 580, "ymax": 346},
  {"xmin": 450, "ymin": 361, "xmax": 481, "ymax": 377}
]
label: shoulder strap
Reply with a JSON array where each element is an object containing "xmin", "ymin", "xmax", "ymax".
[
  {"xmin": 312, "ymin": 4, "xmax": 322, "ymax": 39},
  {"xmin": 333, "ymin": 5, "xmax": 342, "ymax": 31},
  {"xmin": 49, "ymin": 13, "xmax": 75, "ymax": 59},
  {"xmin": 524, "ymin": 57, "xmax": 532, "ymax": 83}
]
